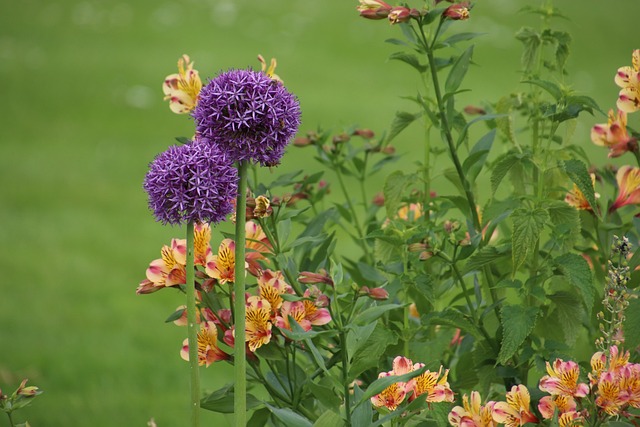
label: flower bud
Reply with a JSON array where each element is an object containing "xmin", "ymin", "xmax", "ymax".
[
  {"xmin": 16, "ymin": 379, "xmax": 40, "ymax": 397},
  {"xmin": 388, "ymin": 7, "xmax": 411, "ymax": 24},
  {"xmin": 443, "ymin": 2, "xmax": 470, "ymax": 20},
  {"xmin": 293, "ymin": 137, "xmax": 312, "ymax": 147},
  {"xmin": 360, "ymin": 286, "xmax": 389, "ymax": 300},
  {"xmin": 463, "ymin": 105, "xmax": 486, "ymax": 115},
  {"xmin": 299, "ymin": 270, "xmax": 334, "ymax": 287},
  {"xmin": 372, "ymin": 192, "xmax": 385, "ymax": 207},
  {"xmin": 253, "ymin": 195, "xmax": 272, "ymax": 218},
  {"xmin": 357, "ymin": 0, "xmax": 393, "ymax": 19},
  {"xmin": 353, "ymin": 128, "xmax": 375, "ymax": 139}
]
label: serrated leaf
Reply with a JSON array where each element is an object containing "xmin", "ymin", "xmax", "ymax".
[
  {"xmin": 511, "ymin": 207, "xmax": 549, "ymax": 273},
  {"xmin": 548, "ymin": 291, "xmax": 584, "ymax": 345},
  {"xmin": 387, "ymin": 111, "xmax": 422, "ymax": 144},
  {"xmin": 462, "ymin": 245, "xmax": 510, "ymax": 275},
  {"xmin": 563, "ymin": 159, "xmax": 599, "ymax": 215},
  {"xmin": 266, "ymin": 404, "xmax": 313, "ymax": 427},
  {"xmin": 490, "ymin": 152, "xmax": 523, "ymax": 194},
  {"xmin": 445, "ymin": 45, "xmax": 474, "ymax": 94},
  {"xmin": 498, "ymin": 305, "xmax": 539, "ymax": 364},
  {"xmin": 515, "ymin": 27, "xmax": 540, "ymax": 73},
  {"xmin": 623, "ymin": 298, "xmax": 640, "ymax": 352},
  {"xmin": 554, "ymin": 253, "xmax": 594, "ymax": 316},
  {"xmin": 383, "ymin": 170, "xmax": 416, "ymax": 219},
  {"xmin": 545, "ymin": 199, "xmax": 581, "ymax": 251}
]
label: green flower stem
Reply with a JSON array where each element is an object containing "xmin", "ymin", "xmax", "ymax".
[
  {"xmin": 185, "ymin": 221, "xmax": 201, "ymax": 427},
  {"xmin": 418, "ymin": 23, "xmax": 482, "ymax": 236},
  {"xmin": 7, "ymin": 412, "xmax": 15, "ymax": 427},
  {"xmin": 340, "ymin": 329, "xmax": 353, "ymax": 427},
  {"xmin": 334, "ymin": 160, "xmax": 373, "ymax": 264},
  {"xmin": 234, "ymin": 160, "xmax": 248, "ymax": 427}
]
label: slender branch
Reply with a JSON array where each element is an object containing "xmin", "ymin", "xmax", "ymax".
[
  {"xmin": 234, "ymin": 161, "xmax": 249, "ymax": 427},
  {"xmin": 185, "ymin": 221, "xmax": 201, "ymax": 427}
]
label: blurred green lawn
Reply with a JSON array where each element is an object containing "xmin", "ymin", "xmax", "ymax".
[{"xmin": 1, "ymin": 0, "xmax": 638, "ymax": 425}]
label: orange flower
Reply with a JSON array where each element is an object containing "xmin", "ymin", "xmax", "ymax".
[
  {"xmin": 492, "ymin": 385, "xmax": 539, "ymax": 427},
  {"xmin": 276, "ymin": 300, "xmax": 311, "ymax": 332},
  {"xmin": 193, "ymin": 222, "xmax": 212, "ymax": 266},
  {"xmin": 615, "ymin": 50, "xmax": 640, "ymax": 113},
  {"xmin": 162, "ymin": 54, "xmax": 202, "ymax": 114},
  {"xmin": 537, "ymin": 395, "xmax": 576, "ymax": 419},
  {"xmin": 565, "ymin": 173, "xmax": 598, "ymax": 211},
  {"xmin": 410, "ymin": 364, "xmax": 454, "ymax": 403},
  {"xmin": 245, "ymin": 221, "xmax": 272, "ymax": 276},
  {"xmin": 245, "ymin": 296, "xmax": 272, "ymax": 352},
  {"xmin": 610, "ymin": 166, "xmax": 640, "ymax": 212},
  {"xmin": 206, "ymin": 239, "xmax": 236, "ymax": 284},
  {"xmin": 142, "ymin": 238, "xmax": 186, "ymax": 292},
  {"xmin": 180, "ymin": 321, "xmax": 229, "ymax": 367},
  {"xmin": 258, "ymin": 269, "xmax": 293, "ymax": 314},
  {"xmin": 539, "ymin": 359, "xmax": 589, "ymax": 398},
  {"xmin": 370, "ymin": 372, "xmax": 408, "ymax": 410}
]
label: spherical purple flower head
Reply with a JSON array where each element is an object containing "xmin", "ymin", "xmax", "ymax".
[
  {"xmin": 143, "ymin": 140, "xmax": 238, "ymax": 225},
  {"xmin": 192, "ymin": 69, "xmax": 301, "ymax": 166}
]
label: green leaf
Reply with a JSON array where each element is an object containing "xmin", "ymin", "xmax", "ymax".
[
  {"xmin": 490, "ymin": 152, "xmax": 526, "ymax": 195},
  {"xmin": 522, "ymin": 79, "xmax": 563, "ymax": 101},
  {"xmin": 266, "ymin": 404, "xmax": 313, "ymax": 427},
  {"xmin": 248, "ymin": 408, "xmax": 272, "ymax": 426},
  {"xmin": 563, "ymin": 160, "xmax": 599, "ymax": 214},
  {"xmin": 445, "ymin": 45, "xmax": 474, "ymax": 94},
  {"xmin": 553, "ymin": 253, "xmax": 595, "ymax": 316},
  {"xmin": 308, "ymin": 381, "xmax": 343, "ymax": 411},
  {"xmin": 498, "ymin": 305, "xmax": 539, "ymax": 364},
  {"xmin": 511, "ymin": 207, "xmax": 549, "ymax": 273},
  {"xmin": 427, "ymin": 308, "xmax": 484, "ymax": 340},
  {"xmin": 200, "ymin": 384, "xmax": 262, "ymax": 413},
  {"xmin": 175, "ymin": 136, "xmax": 191, "ymax": 144},
  {"xmin": 346, "ymin": 322, "xmax": 377, "ymax": 360},
  {"xmin": 515, "ymin": 27, "xmax": 540, "ymax": 73},
  {"xmin": 349, "ymin": 323, "xmax": 398, "ymax": 380},
  {"xmin": 389, "ymin": 51, "xmax": 427, "ymax": 73},
  {"xmin": 383, "ymin": 170, "xmax": 415, "ymax": 219},
  {"xmin": 548, "ymin": 291, "xmax": 584, "ymax": 345},
  {"xmin": 354, "ymin": 304, "xmax": 404, "ymax": 326},
  {"xmin": 461, "ymin": 129, "xmax": 496, "ymax": 184},
  {"xmin": 462, "ymin": 245, "xmax": 510, "ymax": 275},
  {"xmin": 164, "ymin": 307, "xmax": 185, "ymax": 323},
  {"xmin": 387, "ymin": 111, "xmax": 422, "ymax": 144},
  {"xmin": 439, "ymin": 32, "xmax": 485, "ymax": 48},
  {"xmin": 545, "ymin": 199, "xmax": 581, "ymax": 252},
  {"xmin": 268, "ymin": 170, "xmax": 303, "ymax": 188},
  {"xmin": 623, "ymin": 298, "xmax": 640, "ymax": 352},
  {"xmin": 313, "ymin": 410, "xmax": 345, "ymax": 427},
  {"xmin": 351, "ymin": 384, "xmax": 373, "ymax": 427}
]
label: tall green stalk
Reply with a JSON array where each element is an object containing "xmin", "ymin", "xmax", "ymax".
[
  {"xmin": 185, "ymin": 221, "xmax": 201, "ymax": 427},
  {"xmin": 234, "ymin": 161, "xmax": 248, "ymax": 427}
]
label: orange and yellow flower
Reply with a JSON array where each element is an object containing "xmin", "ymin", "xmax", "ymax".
[
  {"xmin": 258, "ymin": 269, "xmax": 293, "ymax": 314},
  {"xmin": 370, "ymin": 371, "xmax": 408, "ymax": 410},
  {"xmin": 206, "ymin": 239, "xmax": 236, "ymax": 284},
  {"xmin": 141, "ymin": 238, "xmax": 187, "ymax": 293},
  {"xmin": 539, "ymin": 359, "xmax": 589, "ymax": 398},
  {"xmin": 610, "ymin": 165, "xmax": 640, "ymax": 212},
  {"xmin": 448, "ymin": 391, "xmax": 497, "ymax": 427},
  {"xmin": 276, "ymin": 300, "xmax": 311, "ymax": 332},
  {"xmin": 410, "ymin": 364, "xmax": 455, "ymax": 403},
  {"xmin": 245, "ymin": 296, "xmax": 272, "ymax": 352},
  {"xmin": 245, "ymin": 221, "xmax": 272, "ymax": 276},
  {"xmin": 162, "ymin": 54, "xmax": 202, "ymax": 114},
  {"xmin": 180, "ymin": 321, "xmax": 229, "ymax": 367},
  {"xmin": 591, "ymin": 109, "xmax": 636, "ymax": 158},
  {"xmin": 492, "ymin": 385, "xmax": 538, "ymax": 427},
  {"xmin": 537, "ymin": 394, "xmax": 577, "ymax": 419},
  {"xmin": 615, "ymin": 50, "xmax": 640, "ymax": 113},
  {"xmin": 193, "ymin": 222, "xmax": 212, "ymax": 266}
]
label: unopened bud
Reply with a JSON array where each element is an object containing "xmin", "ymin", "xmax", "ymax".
[
  {"xmin": 353, "ymin": 128, "xmax": 375, "ymax": 139},
  {"xmin": 381, "ymin": 145, "xmax": 396, "ymax": 155},
  {"xmin": 333, "ymin": 133, "xmax": 350, "ymax": 144},
  {"xmin": 372, "ymin": 192, "xmax": 385, "ymax": 207},
  {"xmin": 388, "ymin": 7, "xmax": 411, "ymax": 24},
  {"xmin": 463, "ymin": 105, "xmax": 486, "ymax": 115},
  {"xmin": 299, "ymin": 270, "xmax": 334, "ymax": 287},
  {"xmin": 293, "ymin": 137, "xmax": 312, "ymax": 147},
  {"xmin": 443, "ymin": 2, "xmax": 470, "ymax": 20}
]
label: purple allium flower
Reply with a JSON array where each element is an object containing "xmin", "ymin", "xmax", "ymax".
[
  {"xmin": 143, "ymin": 140, "xmax": 238, "ymax": 225},
  {"xmin": 192, "ymin": 69, "xmax": 301, "ymax": 166}
]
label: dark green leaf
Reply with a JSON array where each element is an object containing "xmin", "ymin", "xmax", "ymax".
[
  {"xmin": 354, "ymin": 304, "xmax": 404, "ymax": 326},
  {"xmin": 623, "ymin": 298, "xmax": 640, "ymax": 351},
  {"xmin": 200, "ymin": 384, "xmax": 262, "ymax": 413},
  {"xmin": 511, "ymin": 207, "xmax": 549, "ymax": 273},
  {"xmin": 563, "ymin": 159, "xmax": 600, "ymax": 215},
  {"xmin": 490, "ymin": 152, "xmax": 525, "ymax": 195},
  {"xmin": 439, "ymin": 32, "xmax": 485, "ymax": 48},
  {"xmin": 462, "ymin": 129, "xmax": 496, "ymax": 184},
  {"xmin": 351, "ymin": 384, "xmax": 373, "ymax": 427},
  {"xmin": 389, "ymin": 51, "xmax": 427, "ymax": 73},
  {"xmin": 164, "ymin": 307, "xmax": 185, "ymax": 323},
  {"xmin": 498, "ymin": 305, "xmax": 539, "ymax": 364},
  {"xmin": 515, "ymin": 27, "xmax": 540, "ymax": 73},
  {"xmin": 268, "ymin": 170, "xmax": 303, "ymax": 188},
  {"xmin": 175, "ymin": 136, "xmax": 191, "ymax": 144},
  {"xmin": 266, "ymin": 404, "xmax": 313, "ymax": 427},
  {"xmin": 387, "ymin": 111, "xmax": 422, "ymax": 144},
  {"xmin": 308, "ymin": 381, "xmax": 343, "ymax": 411},
  {"xmin": 349, "ymin": 323, "xmax": 398, "ymax": 380},
  {"xmin": 522, "ymin": 79, "xmax": 563, "ymax": 100},
  {"xmin": 462, "ymin": 245, "xmax": 510, "ymax": 275},
  {"xmin": 427, "ymin": 308, "xmax": 484, "ymax": 339},
  {"xmin": 554, "ymin": 253, "xmax": 595, "ymax": 316},
  {"xmin": 548, "ymin": 291, "xmax": 584, "ymax": 345}
]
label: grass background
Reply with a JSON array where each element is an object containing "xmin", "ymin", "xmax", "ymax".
[{"xmin": 1, "ymin": 0, "xmax": 638, "ymax": 425}]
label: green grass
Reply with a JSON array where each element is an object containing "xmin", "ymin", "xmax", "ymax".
[{"xmin": 1, "ymin": 0, "xmax": 639, "ymax": 425}]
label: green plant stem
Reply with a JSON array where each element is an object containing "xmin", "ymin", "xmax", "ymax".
[
  {"xmin": 234, "ymin": 161, "xmax": 248, "ymax": 427},
  {"xmin": 7, "ymin": 412, "xmax": 15, "ymax": 427},
  {"xmin": 185, "ymin": 221, "xmax": 201, "ymax": 427},
  {"xmin": 418, "ymin": 23, "xmax": 481, "ymax": 236},
  {"xmin": 334, "ymin": 160, "xmax": 373, "ymax": 263},
  {"xmin": 340, "ymin": 329, "xmax": 353, "ymax": 427}
]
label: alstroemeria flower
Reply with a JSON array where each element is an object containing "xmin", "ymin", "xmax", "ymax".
[
  {"xmin": 206, "ymin": 239, "xmax": 236, "ymax": 284},
  {"xmin": 595, "ymin": 370, "xmax": 625, "ymax": 415},
  {"xmin": 371, "ymin": 371, "xmax": 409, "ymax": 411},
  {"xmin": 443, "ymin": 2, "xmax": 470, "ymax": 20},
  {"xmin": 357, "ymin": 0, "xmax": 392, "ymax": 20},
  {"xmin": 537, "ymin": 395, "xmax": 577, "ymax": 419},
  {"xmin": 558, "ymin": 412, "xmax": 584, "ymax": 427},
  {"xmin": 388, "ymin": 7, "xmax": 411, "ymax": 24},
  {"xmin": 193, "ymin": 222, "xmax": 212, "ymax": 266},
  {"xmin": 538, "ymin": 359, "xmax": 590, "ymax": 398},
  {"xmin": 565, "ymin": 173, "xmax": 599, "ymax": 211},
  {"xmin": 591, "ymin": 110, "xmax": 636, "ymax": 157},
  {"xmin": 610, "ymin": 165, "xmax": 640, "ymax": 212},
  {"xmin": 258, "ymin": 269, "xmax": 293, "ymax": 315},
  {"xmin": 302, "ymin": 287, "xmax": 332, "ymax": 327},
  {"xmin": 180, "ymin": 321, "xmax": 229, "ymax": 367},
  {"xmin": 615, "ymin": 50, "xmax": 640, "ymax": 113},
  {"xmin": 257, "ymin": 55, "xmax": 282, "ymax": 83},
  {"xmin": 298, "ymin": 270, "xmax": 334, "ymax": 287},
  {"xmin": 162, "ymin": 54, "xmax": 202, "ymax": 114},
  {"xmin": 492, "ymin": 385, "xmax": 539, "ymax": 427},
  {"xmin": 245, "ymin": 296, "xmax": 272, "ymax": 352},
  {"xmin": 410, "ymin": 364, "xmax": 454, "ymax": 403},
  {"xmin": 276, "ymin": 300, "xmax": 311, "ymax": 332},
  {"xmin": 143, "ymin": 238, "xmax": 187, "ymax": 290},
  {"xmin": 449, "ymin": 391, "xmax": 497, "ymax": 427},
  {"xmin": 245, "ymin": 221, "xmax": 272, "ymax": 276}
]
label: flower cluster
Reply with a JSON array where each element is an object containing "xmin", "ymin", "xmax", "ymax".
[
  {"xmin": 356, "ymin": 0, "xmax": 470, "ymax": 24},
  {"xmin": 371, "ymin": 356, "xmax": 454, "ymax": 411},
  {"xmin": 138, "ymin": 218, "xmax": 332, "ymax": 362}
]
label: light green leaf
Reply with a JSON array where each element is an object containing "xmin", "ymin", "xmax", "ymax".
[
  {"xmin": 354, "ymin": 304, "xmax": 404, "ymax": 326},
  {"xmin": 427, "ymin": 308, "xmax": 484, "ymax": 340},
  {"xmin": 383, "ymin": 170, "xmax": 414, "ymax": 218},
  {"xmin": 387, "ymin": 111, "xmax": 422, "ymax": 144},
  {"xmin": 548, "ymin": 291, "xmax": 584, "ymax": 346},
  {"xmin": 490, "ymin": 152, "xmax": 527, "ymax": 195},
  {"xmin": 554, "ymin": 253, "xmax": 595, "ymax": 316},
  {"xmin": 200, "ymin": 384, "xmax": 262, "ymax": 413},
  {"xmin": 498, "ymin": 305, "xmax": 539, "ymax": 364},
  {"xmin": 511, "ymin": 207, "xmax": 549, "ymax": 274},
  {"xmin": 462, "ymin": 129, "xmax": 496, "ymax": 185},
  {"xmin": 462, "ymin": 245, "xmax": 510, "ymax": 275},
  {"xmin": 266, "ymin": 404, "xmax": 313, "ymax": 427},
  {"xmin": 313, "ymin": 411, "xmax": 345, "ymax": 427},
  {"xmin": 389, "ymin": 51, "xmax": 427, "ymax": 73},
  {"xmin": 445, "ymin": 45, "xmax": 474, "ymax": 94},
  {"xmin": 522, "ymin": 79, "xmax": 563, "ymax": 101},
  {"xmin": 515, "ymin": 27, "xmax": 540, "ymax": 73},
  {"xmin": 349, "ymin": 323, "xmax": 398, "ymax": 380}
]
